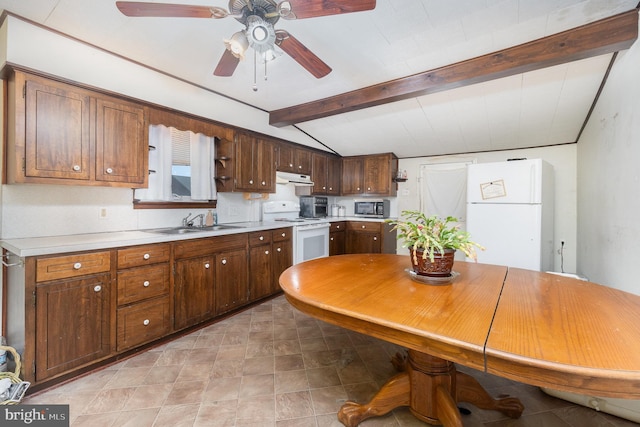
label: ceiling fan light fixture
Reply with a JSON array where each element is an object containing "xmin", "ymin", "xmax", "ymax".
[
  {"xmin": 245, "ymin": 15, "xmax": 276, "ymax": 54},
  {"xmin": 223, "ymin": 31, "xmax": 249, "ymax": 59}
]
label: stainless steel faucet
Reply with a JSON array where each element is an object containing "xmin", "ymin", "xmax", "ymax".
[{"xmin": 182, "ymin": 213, "xmax": 204, "ymax": 227}]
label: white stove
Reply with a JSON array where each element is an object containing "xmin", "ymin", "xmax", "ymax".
[{"xmin": 262, "ymin": 201, "xmax": 330, "ymax": 264}]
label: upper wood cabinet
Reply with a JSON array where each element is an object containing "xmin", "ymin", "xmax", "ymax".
[
  {"xmin": 233, "ymin": 132, "xmax": 275, "ymax": 193},
  {"xmin": 6, "ymin": 70, "xmax": 148, "ymax": 188},
  {"xmin": 342, "ymin": 153, "xmax": 398, "ymax": 197},
  {"xmin": 312, "ymin": 153, "xmax": 341, "ymax": 195},
  {"xmin": 275, "ymin": 143, "xmax": 312, "ymax": 175}
]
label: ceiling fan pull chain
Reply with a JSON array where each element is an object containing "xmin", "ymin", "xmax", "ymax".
[
  {"xmin": 253, "ymin": 49, "xmax": 258, "ymax": 92},
  {"xmin": 264, "ymin": 57, "xmax": 268, "ymax": 82}
]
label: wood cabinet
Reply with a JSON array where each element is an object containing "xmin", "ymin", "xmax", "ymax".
[
  {"xmin": 341, "ymin": 153, "xmax": 398, "ymax": 196},
  {"xmin": 215, "ymin": 248, "xmax": 249, "ymax": 315},
  {"xmin": 276, "ymin": 143, "xmax": 312, "ymax": 175},
  {"xmin": 34, "ymin": 251, "xmax": 113, "ymax": 382},
  {"xmin": 249, "ymin": 227, "xmax": 292, "ymax": 301},
  {"xmin": 7, "ymin": 70, "xmax": 148, "ymax": 188},
  {"xmin": 330, "ymin": 221, "xmax": 346, "ymax": 256},
  {"xmin": 173, "ymin": 234, "xmax": 248, "ymax": 328},
  {"xmin": 346, "ymin": 221, "xmax": 397, "ymax": 255},
  {"xmin": 312, "ymin": 153, "xmax": 341, "ymax": 195},
  {"xmin": 234, "ymin": 132, "xmax": 275, "ymax": 193},
  {"xmin": 115, "ymin": 243, "xmax": 171, "ymax": 351}
]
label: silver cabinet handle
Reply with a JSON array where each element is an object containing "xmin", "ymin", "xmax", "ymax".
[
  {"xmin": 73, "ymin": 165, "xmax": 81, "ymax": 171},
  {"xmin": 94, "ymin": 285, "xmax": 101, "ymax": 292},
  {"xmin": 143, "ymin": 281, "xmax": 150, "ymax": 287},
  {"xmin": 74, "ymin": 262, "xmax": 82, "ymax": 270},
  {"xmin": 106, "ymin": 168, "xmax": 113, "ymax": 174},
  {"xmin": 143, "ymin": 253, "xmax": 150, "ymax": 260},
  {"xmin": 143, "ymin": 319, "xmax": 150, "ymax": 326},
  {"xmin": 205, "ymin": 263, "xmax": 210, "ymax": 269}
]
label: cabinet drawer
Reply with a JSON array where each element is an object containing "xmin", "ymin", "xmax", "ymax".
[
  {"xmin": 117, "ymin": 243, "xmax": 170, "ymax": 269},
  {"xmin": 117, "ymin": 264, "xmax": 170, "ymax": 305},
  {"xmin": 272, "ymin": 227, "xmax": 292, "ymax": 242},
  {"xmin": 347, "ymin": 221, "xmax": 382, "ymax": 233},
  {"xmin": 249, "ymin": 231, "xmax": 272, "ymax": 246},
  {"xmin": 36, "ymin": 251, "xmax": 111, "ymax": 282},
  {"xmin": 330, "ymin": 222, "xmax": 346, "ymax": 232},
  {"xmin": 117, "ymin": 296, "xmax": 171, "ymax": 352},
  {"xmin": 174, "ymin": 233, "xmax": 247, "ymax": 259}
]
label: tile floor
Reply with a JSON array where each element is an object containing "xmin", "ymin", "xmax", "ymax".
[{"xmin": 23, "ymin": 295, "xmax": 639, "ymax": 426}]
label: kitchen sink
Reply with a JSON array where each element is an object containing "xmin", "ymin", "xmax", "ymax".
[{"xmin": 146, "ymin": 224, "xmax": 241, "ymax": 235}]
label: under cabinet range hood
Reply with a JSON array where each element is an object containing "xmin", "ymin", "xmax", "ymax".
[{"xmin": 276, "ymin": 171, "xmax": 314, "ymax": 186}]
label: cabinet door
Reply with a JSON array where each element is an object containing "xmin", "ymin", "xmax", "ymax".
[
  {"xmin": 312, "ymin": 154, "xmax": 328, "ymax": 195},
  {"xmin": 272, "ymin": 239, "xmax": 292, "ymax": 294},
  {"xmin": 95, "ymin": 97, "xmax": 147, "ymax": 186},
  {"xmin": 327, "ymin": 156, "xmax": 342, "ymax": 196},
  {"xmin": 249, "ymin": 244, "xmax": 273, "ymax": 301},
  {"xmin": 295, "ymin": 149, "xmax": 313, "ymax": 175},
  {"xmin": 346, "ymin": 231, "xmax": 381, "ymax": 253},
  {"xmin": 341, "ymin": 157, "xmax": 364, "ymax": 195},
  {"xmin": 215, "ymin": 249, "xmax": 249, "ymax": 314},
  {"xmin": 364, "ymin": 154, "xmax": 391, "ymax": 195},
  {"xmin": 35, "ymin": 274, "xmax": 111, "ymax": 381},
  {"xmin": 330, "ymin": 231, "xmax": 346, "ymax": 256},
  {"xmin": 256, "ymin": 138, "xmax": 275, "ymax": 193},
  {"xmin": 276, "ymin": 143, "xmax": 296, "ymax": 173},
  {"xmin": 174, "ymin": 256, "xmax": 215, "ymax": 330},
  {"xmin": 235, "ymin": 132, "xmax": 255, "ymax": 191},
  {"xmin": 24, "ymin": 78, "xmax": 91, "ymax": 180}
]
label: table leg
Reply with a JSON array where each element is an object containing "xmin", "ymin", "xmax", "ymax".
[{"xmin": 336, "ymin": 350, "xmax": 523, "ymax": 426}]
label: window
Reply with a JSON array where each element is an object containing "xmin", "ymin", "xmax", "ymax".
[{"xmin": 134, "ymin": 124, "xmax": 217, "ymax": 207}]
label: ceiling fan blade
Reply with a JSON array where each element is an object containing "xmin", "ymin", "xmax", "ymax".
[
  {"xmin": 275, "ymin": 31, "xmax": 331, "ymax": 79},
  {"xmin": 213, "ymin": 49, "xmax": 241, "ymax": 77},
  {"xmin": 279, "ymin": 0, "xmax": 376, "ymax": 20},
  {"xmin": 116, "ymin": 1, "xmax": 229, "ymax": 18}
]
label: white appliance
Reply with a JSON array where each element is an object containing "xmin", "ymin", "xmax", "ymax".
[
  {"xmin": 262, "ymin": 201, "xmax": 329, "ymax": 265},
  {"xmin": 466, "ymin": 159, "xmax": 554, "ymax": 271}
]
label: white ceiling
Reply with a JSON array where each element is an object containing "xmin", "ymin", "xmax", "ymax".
[{"xmin": 0, "ymin": 0, "xmax": 637, "ymax": 157}]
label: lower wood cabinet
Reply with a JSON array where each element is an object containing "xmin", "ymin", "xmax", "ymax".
[
  {"xmin": 345, "ymin": 221, "xmax": 397, "ymax": 254},
  {"xmin": 249, "ymin": 227, "xmax": 292, "ymax": 301},
  {"xmin": 9, "ymin": 229, "xmax": 290, "ymax": 387},
  {"xmin": 330, "ymin": 222, "xmax": 346, "ymax": 256},
  {"xmin": 35, "ymin": 273, "xmax": 112, "ymax": 381}
]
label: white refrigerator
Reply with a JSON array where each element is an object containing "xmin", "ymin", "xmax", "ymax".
[{"xmin": 466, "ymin": 159, "xmax": 554, "ymax": 271}]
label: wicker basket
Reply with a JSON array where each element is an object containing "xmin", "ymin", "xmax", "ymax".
[{"xmin": 0, "ymin": 345, "xmax": 29, "ymax": 405}]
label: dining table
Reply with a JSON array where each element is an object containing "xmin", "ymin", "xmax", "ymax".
[{"xmin": 278, "ymin": 254, "xmax": 640, "ymax": 427}]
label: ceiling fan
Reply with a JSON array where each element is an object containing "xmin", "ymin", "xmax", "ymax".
[{"xmin": 116, "ymin": 0, "xmax": 376, "ymax": 82}]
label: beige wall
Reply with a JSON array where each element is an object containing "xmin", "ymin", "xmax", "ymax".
[
  {"xmin": 577, "ymin": 20, "xmax": 640, "ymax": 296},
  {"xmin": 397, "ymin": 144, "xmax": 577, "ymax": 274}
]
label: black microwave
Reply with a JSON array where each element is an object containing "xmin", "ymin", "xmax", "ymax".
[{"xmin": 354, "ymin": 199, "xmax": 391, "ymax": 218}]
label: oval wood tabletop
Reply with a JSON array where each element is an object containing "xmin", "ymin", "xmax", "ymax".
[
  {"xmin": 485, "ymin": 267, "xmax": 640, "ymax": 398},
  {"xmin": 279, "ymin": 254, "xmax": 507, "ymax": 372}
]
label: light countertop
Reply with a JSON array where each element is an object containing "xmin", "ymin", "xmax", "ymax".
[{"xmin": 1, "ymin": 217, "xmax": 391, "ymax": 257}]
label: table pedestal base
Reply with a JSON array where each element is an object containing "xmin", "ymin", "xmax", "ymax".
[{"xmin": 338, "ymin": 350, "xmax": 524, "ymax": 426}]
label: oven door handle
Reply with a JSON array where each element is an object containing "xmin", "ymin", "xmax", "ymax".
[{"xmin": 296, "ymin": 223, "xmax": 330, "ymax": 230}]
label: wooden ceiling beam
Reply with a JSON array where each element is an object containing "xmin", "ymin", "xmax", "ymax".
[{"xmin": 269, "ymin": 9, "xmax": 638, "ymax": 127}]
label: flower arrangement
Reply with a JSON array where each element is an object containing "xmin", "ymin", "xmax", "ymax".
[{"xmin": 386, "ymin": 210, "xmax": 484, "ymax": 264}]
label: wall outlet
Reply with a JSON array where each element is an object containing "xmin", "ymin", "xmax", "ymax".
[{"xmin": 99, "ymin": 207, "xmax": 108, "ymax": 219}]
